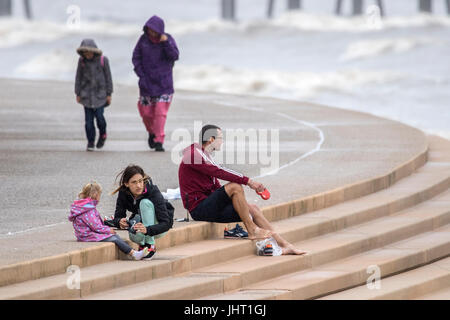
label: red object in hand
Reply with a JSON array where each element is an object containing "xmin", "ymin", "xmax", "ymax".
[{"xmin": 257, "ymin": 188, "xmax": 271, "ymax": 200}]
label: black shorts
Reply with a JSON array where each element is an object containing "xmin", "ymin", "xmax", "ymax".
[{"xmin": 190, "ymin": 186, "xmax": 242, "ymax": 223}]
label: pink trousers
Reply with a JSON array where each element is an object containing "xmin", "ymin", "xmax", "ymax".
[{"xmin": 137, "ymin": 100, "xmax": 171, "ymax": 144}]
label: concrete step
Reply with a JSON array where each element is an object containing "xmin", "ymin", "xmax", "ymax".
[
  {"xmin": 0, "ymin": 256, "xmax": 181, "ymax": 300},
  {"xmin": 414, "ymin": 287, "xmax": 450, "ymax": 300},
  {"xmin": 1, "ymin": 136, "xmax": 448, "ymax": 299},
  {"xmin": 264, "ymin": 164, "xmax": 450, "ymax": 246},
  {"xmin": 0, "ymin": 134, "xmax": 435, "ymax": 288},
  {"xmin": 2, "ymin": 155, "xmax": 449, "ymax": 299},
  {"xmin": 198, "ymin": 193, "xmax": 450, "ymax": 296},
  {"xmin": 204, "ymin": 224, "xmax": 450, "ymax": 300},
  {"xmin": 81, "ymin": 191, "xmax": 450, "ymax": 300},
  {"xmin": 133, "ymin": 158, "xmax": 450, "ymax": 276},
  {"xmin": 319, "ymin": 256, "xmax": 450, "ymax": 300}
]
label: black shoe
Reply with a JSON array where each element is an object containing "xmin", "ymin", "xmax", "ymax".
[
  {"xmin": 96, "ymin": 134, "xmax": 107, "ymax": 149},
  {"xmin": 148, "ymin": 134, "xmax": 156, "ymax": 149},
  {"xmin": 224, "ymin": 224, "xmax": 249, "ymax": 239},
  {"xmin": 141, "ymin": 244, "xmax": 156, "ymax": 260},
  {"xmin": 154, "ymin": 142, "xmax": 165, "ymax": 152},
  {"xmin": 86, "ymin": 141, "xmax": 95, "ymax": 152}
]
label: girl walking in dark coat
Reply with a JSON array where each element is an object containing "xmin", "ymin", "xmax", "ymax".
[
  {"xmin": 132, "ymin": 15, "xmax": 179, "ymax": 152},
  {"xmin": 75, "ymin": 39, "xmax": 113, "ymax": 151}
]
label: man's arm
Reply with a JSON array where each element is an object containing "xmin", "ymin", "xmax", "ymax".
[{"xmin": 188, "ymin": 146, "xmax": 249, "ymax": 185}]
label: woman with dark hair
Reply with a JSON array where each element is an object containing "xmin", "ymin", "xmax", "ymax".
[{"xmin": 111, "ymin": 164, "xmax": 174, "ymax": 260}]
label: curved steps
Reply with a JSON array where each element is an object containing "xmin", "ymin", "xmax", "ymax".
[
  {"xmin": 86, "ymin": 192, "xmax": 450, "ymax": 300},
  {"xmin": 1, "ymin": 136, "xmax": 448, "ymax": 300},
  {"xmin": 318, "ymin": 255, "xmax": 450, "ymax": 300}
]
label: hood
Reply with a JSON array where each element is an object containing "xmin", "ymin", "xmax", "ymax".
[
  {"xmin": 143, "ymin": 15, "xmax": 165, "ymax": 35},
  {"xmin": 69, "ymin": 198, "xmax": 98, "ymax": 221},
  {"xmin": 76, "ymin": 38, "xmax": 102, "ymax": 57}
]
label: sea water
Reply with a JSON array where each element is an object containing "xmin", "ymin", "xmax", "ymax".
[{"xmin": 0, "ymin": 0, "xmax": 449, "ymax": 138}]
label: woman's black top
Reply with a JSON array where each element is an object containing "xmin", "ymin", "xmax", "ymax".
[{"xmin": 113, "ymin": 180, "xmax": 174, "ymax": 236}]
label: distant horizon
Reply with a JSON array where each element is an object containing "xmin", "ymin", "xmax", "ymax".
[{"xmin": 5, "ymin": 0, "xmax": 450, "ymax": 23}]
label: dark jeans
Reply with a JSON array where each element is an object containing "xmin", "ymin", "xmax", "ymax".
[
  {"xmin": 84, "ymin": 106, "xmax": 106, "ymax": 143},
  {"xmin": 101, "ymin": 234, "xmax": 132, "ymax": 254}
]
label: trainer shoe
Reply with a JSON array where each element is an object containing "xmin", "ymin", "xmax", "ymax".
[
  {"xmin": 257, "ymin": 243, "xmax": 274, "ymax": 256},
  {"xmin": 262, "ymin": 243, "xmax": 274, "ymax": 256},
  {"xmin": 96, "ymin": 134, "xmax": 107, "ymax": 149},
  {"xmin": 131, "ymin": 247, "xmax": 149, "ymax": 260},
  {"xmin": 224, "ymin": 224, "xmax": 249, "ymax": 239},
  {"xmin": 86, "ymin": 141, "xmax": 95, "ymax": 152},
  {"xmin": 140, "ymin": 244, "xmax": 157, "ymax": 260}
]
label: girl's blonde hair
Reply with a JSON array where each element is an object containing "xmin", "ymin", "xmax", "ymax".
[{"xmin": 78, "ymin": 181, "xmax": 102, "ymax": 199}]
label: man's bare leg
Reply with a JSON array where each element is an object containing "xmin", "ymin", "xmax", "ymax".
[
  {"xmin": 224, "ymin": 183, "xmax": 272, "ymax": 240},
  {"xmin": 248, "ymin": 204, "xmax": 308, "ymax": 255}
]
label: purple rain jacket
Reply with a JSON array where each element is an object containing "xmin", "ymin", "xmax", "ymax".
[{"xmin": 132, "ymin": 15, "xmax": 179, "ymax": 97}]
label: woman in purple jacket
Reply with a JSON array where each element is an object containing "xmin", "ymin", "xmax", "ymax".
[{"xmin": 132, "ymin": 15, "xmax": 179, "ymax": 152}]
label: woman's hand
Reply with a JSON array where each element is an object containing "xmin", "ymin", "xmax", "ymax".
[
  {"xmin": 119, "ymin": 218, "xmax": 129, "ymax": 229},
  {"xmin": 110, "ymin": 228, "xmax": 116, "ymax": 234},
  {"xmin": 160, "ymin": 34, "xmax": 168, "ymax": 42},
  {"xmin": 134, "ymin": 223, "xmax": 147, "ymax": 234}
]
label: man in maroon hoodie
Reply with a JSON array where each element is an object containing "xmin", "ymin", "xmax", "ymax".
[{"xmin": 178, "ymin": 124, "xmax": 306, "ymax": 255}]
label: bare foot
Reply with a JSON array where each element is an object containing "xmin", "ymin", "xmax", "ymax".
[
  {"xmin": 281, "ymin": 245, "xmax": 308, "ymax": 255},
  {"xmin": 248, "ymin": 227, "xmax": 272, "ymax": 240}
]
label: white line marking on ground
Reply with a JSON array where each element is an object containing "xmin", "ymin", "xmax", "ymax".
[
  {"xmin": 0, "ymin": 221, "xmax": 68, "ymax": 238},
  {"xmin": 213, "ymin": 100, "xmax": 325, "ymax": 178}
]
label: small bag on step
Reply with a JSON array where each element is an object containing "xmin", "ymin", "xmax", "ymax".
[{"xmin": 255, "ymin": 237, "xmax": 282, "ymax": 256}]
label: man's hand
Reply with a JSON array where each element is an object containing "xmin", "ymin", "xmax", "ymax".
[
  {"xmin": 76, "ymin": 96, "xmax": 81, "ymax": 104},
  {"xmin": 119, "ymin": 218, "xmax": 129, "ymax": 229},
  {"xmin": 247, "ymin": 179, "xmax": 265, "ymax": 193},
  {"xmin": 106, "ymin": 96, "xmax": 112, "ymax": 106},
  {"xmin": 160, "ymin": 34, "xmax": 168, "ymax": 42}
]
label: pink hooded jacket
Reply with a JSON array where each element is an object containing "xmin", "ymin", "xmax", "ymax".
[{"xmin": 68, "ymin": 198, "xmax": 112, "ymax": 242}]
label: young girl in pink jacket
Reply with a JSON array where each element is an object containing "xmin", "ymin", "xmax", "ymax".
[{"xmin": 69, "ymin": 182, "xmax": 149, "ymax": 260}]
